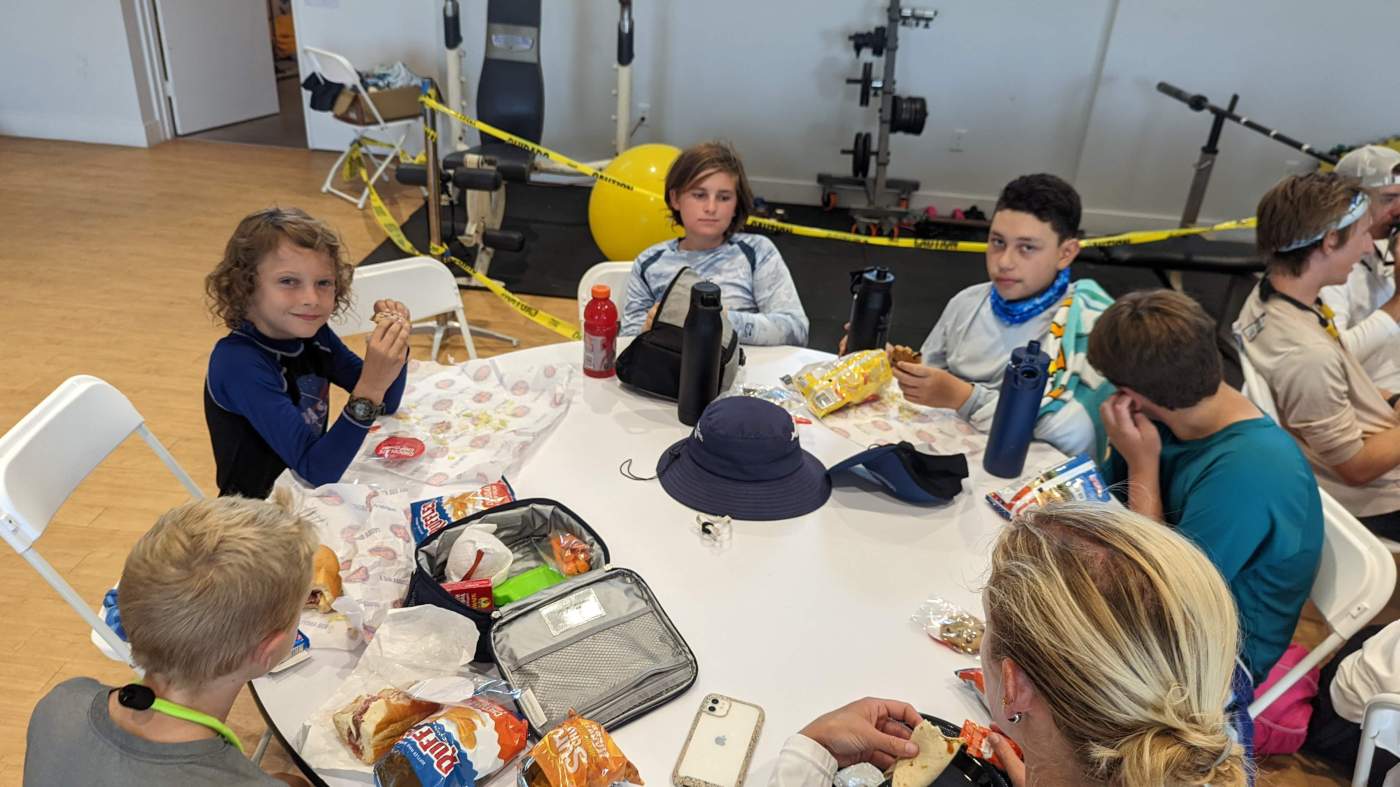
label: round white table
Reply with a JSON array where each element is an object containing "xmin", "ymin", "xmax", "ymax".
[{"xmin": 252, "ymin": 342, "xmax": 1064, "ymax": 786}]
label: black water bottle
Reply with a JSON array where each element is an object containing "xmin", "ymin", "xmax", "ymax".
[
  {"xmin": 678, "ymin": 282, "xmax": 723, "ymax": 425},
  {"xmin": 845, "ymin": 267, "xmax": 895, "ymax": 352},
  {"xmin": 983, "ymin": 340, "xmax": 1051, "ymax": 478}
]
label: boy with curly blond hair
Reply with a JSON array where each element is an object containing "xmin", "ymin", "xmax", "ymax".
[{"xmin": 204, "ymin": 207, "xmax": 411, "ymax": 497}]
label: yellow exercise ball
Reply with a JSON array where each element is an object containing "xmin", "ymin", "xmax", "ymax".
[{"xmin": 588, "ymin": 143, "xmax": 684, "ymax": 262}]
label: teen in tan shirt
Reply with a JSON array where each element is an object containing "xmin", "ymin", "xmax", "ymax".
[{"xmin": 1236, "ymin": 172, "xmax": 1400, "ymax": 536}]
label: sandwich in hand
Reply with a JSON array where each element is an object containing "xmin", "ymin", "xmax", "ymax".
[
  {"xmin": 307, "ymin": 544, "xmax": 343, "ymax": 614},
  {"xmin": 888, "ymin": 344, "xmax": 922, "ymax": 366},
  {"xmin": 332, "ymin": 688, "xmax": 440, "ymax": 764}
]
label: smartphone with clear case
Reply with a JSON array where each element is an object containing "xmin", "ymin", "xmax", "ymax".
[{"xmin": 673, "ymin": 693, "xmax": 764, "ymax": 787}]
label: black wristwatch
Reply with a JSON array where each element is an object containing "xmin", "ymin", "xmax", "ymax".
[{"xmin": 344, "ymin": 396, "xmax": 383, "ymax": 425}]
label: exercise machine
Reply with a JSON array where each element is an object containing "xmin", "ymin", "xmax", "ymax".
[
  {"xmin": 404, "ymin": 0, "xmax": 642, "ymax": 292},
  {"xmin": 1158, "ymin": 80, "xmax": 1337, "ymax": 232},
  {"xmin": 817, "ymin": 0, "xmax": 935, "ymax": 235}
]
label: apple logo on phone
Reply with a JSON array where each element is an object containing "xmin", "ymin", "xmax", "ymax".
[{"xmin": 715, "ymin": 735, "xmax": 727, "ymax": 747}]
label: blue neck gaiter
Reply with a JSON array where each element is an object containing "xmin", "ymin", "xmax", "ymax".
[{"xmin": 989, "ymin": 268, "xmax": 1071, "ymax": 325}]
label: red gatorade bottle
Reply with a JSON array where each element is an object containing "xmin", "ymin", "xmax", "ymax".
[{"xmin": 582, "ymin": 284, "xmax": 619, "ymax": 378}]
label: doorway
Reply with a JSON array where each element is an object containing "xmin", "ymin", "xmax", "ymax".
[{"xmin": 145, "ymin": 0, "xmax": 305, "ymax": 148}]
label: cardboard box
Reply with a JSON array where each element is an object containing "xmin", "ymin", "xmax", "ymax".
[{"xmin": 332, "ymin": 85, "xmax": 420, "ymax": 125}]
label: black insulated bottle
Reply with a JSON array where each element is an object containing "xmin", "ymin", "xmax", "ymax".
[
  {"xmin": 678, "ymin": 282, "xmax": 723, "ymax": 426},
  {"xmin": 845, "ymin": 267, "xmax": 894, "ymax": 352}
]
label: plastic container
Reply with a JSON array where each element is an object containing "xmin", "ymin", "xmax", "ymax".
[
  {"xmin": 582, "ymin": 284, "xmax": 619, "ymax": 378},
  {"xmin": 983, "ymin": 340, "xmax": 1051, "ymax": 478}
]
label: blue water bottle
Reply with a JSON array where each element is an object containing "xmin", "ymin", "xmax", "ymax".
[{"xmin": 983, "ymin": 340, "xmax": 1051, "ymax": 478}]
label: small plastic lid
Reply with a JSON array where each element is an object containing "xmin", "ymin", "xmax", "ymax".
[{"xmin": 591, "ymin": 284, "xmax": 611, "ymax": 299}]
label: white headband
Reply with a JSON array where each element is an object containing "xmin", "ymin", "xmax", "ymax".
[{"xmin": 1279, "ymin": 191, "xmax": 1370, "ymax": 252}]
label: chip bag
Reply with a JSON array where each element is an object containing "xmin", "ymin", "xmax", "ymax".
[
  {"xmin": 785, "ymin": 350, "xmax": 892, "ymax": 417},
  {"xmin": 409, "ymin": 481, "xmax": 516, "ymax": 543},
  {"xmin": 955, "ymin": 667, "xmax": 984, "ymax": 695},
  {"xmin": 524, "ymin": 712, "xmax": 643, "ymax": 787},
  {"xmin": 373, "ymin": 697, "xmax": 528, "ymax": 787},
  {"xmin": 959, "ymin": 719, "xmax": 1022, "ymax": 771}
]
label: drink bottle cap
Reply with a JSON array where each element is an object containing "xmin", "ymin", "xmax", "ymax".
[{"xmin": 591, "ymin": 284, "xmax": 611, "ymax": 300}]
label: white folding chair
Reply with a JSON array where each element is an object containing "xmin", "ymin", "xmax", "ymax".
[
  {"xmin": 331, "ymin": 256, "xmax": 514, "ymax": 362},
  {"xmin": 1249, "ymin": 488, "xmax": 1397, "ymax": 717},
  {"xmin": 1354, "ymin": 692, "xmax": 1400, "ymax": 786},
  {"xmin": 0, "ymin": 377, "xmax": 284, "ymax": 763},
  {"xmin": 0, "ymin": 375, "xmax": 204, "ymax": 666},
  {"xmin": 303, "ymin": 46, "xmax": 419, "ymax": 209},
  {"xmin": 1233, "ymin": 329, "xmax": 1281, "ymax": 422},
  {"xmin": 577, "ymin": 261, "xmax": 634, "ymax": 323}
]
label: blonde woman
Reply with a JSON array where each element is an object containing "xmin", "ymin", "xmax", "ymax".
[{"xmin": 775, "ymin": 503, "xmax": 1248, "ymax": 787}]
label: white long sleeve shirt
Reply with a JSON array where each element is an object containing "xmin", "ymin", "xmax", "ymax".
[
  {"xmin": 1329, "ymin": 619, "xmax": 1400, "ymax": 787},
  {"xmin": 619, "ymin": 233, "xmax": 809, "ymax": 347},
  {"xmin": 768, "ymin": 735, "xmax": 838, "ymax": 787},
  {"xmin": 1320, "ymin": 243, "xmax": 1400, "ymax": 391},
  {"xmin": 1331, "ymin": 620, "xmax": 1400, "ymax": 724},
  {"xmin": 919, "ymin": 282, "xmax": 1094, "ymax": 457}
]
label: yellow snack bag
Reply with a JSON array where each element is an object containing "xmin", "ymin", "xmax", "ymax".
[{"xmin": 788, "ymin": 350, "xmax": 893, "ymax": 417}]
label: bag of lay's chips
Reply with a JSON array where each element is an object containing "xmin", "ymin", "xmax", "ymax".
[
  {"xmin": 408, "ymin": 480, "xmax": 516, "ymax": 543},
  {"xmin": 373, "ymin": 697, "xmax": 528, "ymax": 787}
]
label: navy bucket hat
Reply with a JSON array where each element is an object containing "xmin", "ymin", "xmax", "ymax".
[{"xmin": 657, "ymin": 397, "xmax": 831, "ymax": 520}]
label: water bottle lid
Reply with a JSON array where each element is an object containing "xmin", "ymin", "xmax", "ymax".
[
  {"xmin": 591, "ymin": 284, "xmax": 611, "ymax": 300},
  {"xmin": 692, "ymin": 281, "xmax": 722, "ymax": 307},
  {"xmin": 863, "ymin": 266, "xmax": 895, "ymax": 284}
]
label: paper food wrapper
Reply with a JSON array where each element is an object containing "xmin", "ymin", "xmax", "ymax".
[
  {"xmin": 297, "ymin": 605, "xmax": 486, "ymax": 776},
  {"xmin": 817, "ymin": 384, "xmax": 984, "ymax": 455},
  {"xmin": 342, "ymin": 359, "xmax": 576, "ymax": 489}
]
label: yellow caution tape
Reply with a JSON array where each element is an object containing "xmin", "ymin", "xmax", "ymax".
[
  {"xmin": 1078, "ymin": 217, "xmax": 1257, "ymax": 248},
  {"xmin": 421, "ymin": 94, "xmax": 1257, "ymax": 252},
  {"xmin": 350, "ymin": 146, "xmax": 582, "ymax": 342}
]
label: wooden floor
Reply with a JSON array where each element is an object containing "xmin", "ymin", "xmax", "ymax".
[
  {"xmin": 0, "ymin": 135, "xmax": 575, "ymax": 784},
  {"xmin": 0, "ymin": 134, "xmax": 1368, "ymax": 785}
]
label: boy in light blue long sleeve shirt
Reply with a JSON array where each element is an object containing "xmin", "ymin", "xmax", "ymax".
[{"xmin": 618, "ymin": 141, "xmax": 809, "ymax": 347}]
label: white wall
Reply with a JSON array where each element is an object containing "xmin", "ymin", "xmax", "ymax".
[
  {"xmin": 1076, "ymin": 0, "xmax": 1400, "ymax": 232},
  {"xmin": 0, "ymin": 0, "xmax": 162, "ymax": 147},
  {"xmin": 6, "ymin": 0, "xmax": 1398, "ymax": 232}
]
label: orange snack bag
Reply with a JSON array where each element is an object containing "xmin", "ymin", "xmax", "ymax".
[
  {"xmin": 960, "ymin": 719, "xmax": 1022, "ymax": 770},
  {"xmin": 526, "ymin": 712, "xmax": 643, "ymax": 787},
  {"xmin": 954, "ymin": 667, "xmax": 985, "ymax": 695}
]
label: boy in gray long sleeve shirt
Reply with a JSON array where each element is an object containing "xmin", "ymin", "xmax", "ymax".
[
  {"xmin": 894, "ymin": 174, "xmax": 1114, "ymax": 458},
  {"xmin": 617, "ymin": 141, "xmax": 809, "ymax": 347}
]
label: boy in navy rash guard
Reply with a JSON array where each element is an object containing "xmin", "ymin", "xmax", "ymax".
[{"xmin": 203, "ymin": 208, "xmax": 411, "ymax": 498}]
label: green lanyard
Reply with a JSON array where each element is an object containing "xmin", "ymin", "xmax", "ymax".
[{"xmin": 116, "ymin": 684, "xmax": 245, "ymax": 753}]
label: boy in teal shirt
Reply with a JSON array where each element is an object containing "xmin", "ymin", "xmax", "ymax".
[{"xmin": 1087, "ymin": 289, "xmax": 1322, "ymax": 682}]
